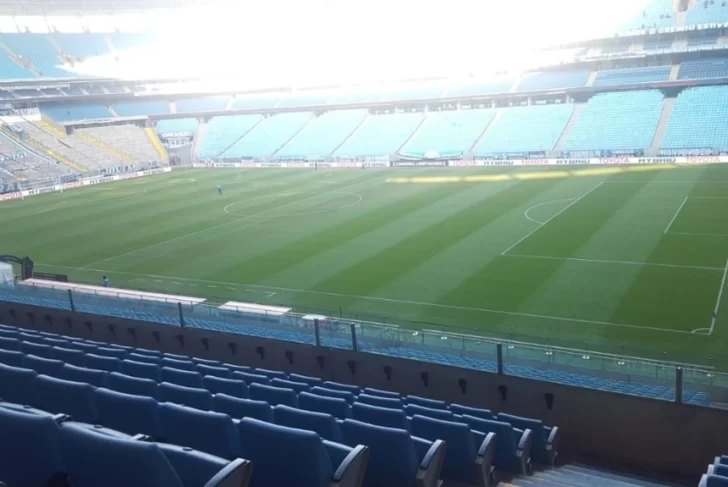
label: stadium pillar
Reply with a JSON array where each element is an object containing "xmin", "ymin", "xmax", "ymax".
[
  {"xmin": 675, "ymin": 367, "xmax": 683, "ymax": 404},
  {"xmin": 350, "ymin": 323, "xmax": 358, "ymax": 352},
  {"xmin": 496, "ymin": 343, "xmax": 504, "ymax": 375},
  {"xmin": 68, "ymin": 289, "xmax": 75, "ymax": 312},
  {"xmin": 314, "ymin": 319, "xmax": 321, "ymax": 347}
]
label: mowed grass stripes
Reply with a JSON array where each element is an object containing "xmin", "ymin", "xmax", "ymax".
[{"xmin": 4, "ymin": 164, "xmax": 728, "ymax": 366}]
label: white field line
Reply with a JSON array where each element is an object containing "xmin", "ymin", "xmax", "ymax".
[
  {"xmin": 664, "ymin": 196, "xmax": 688, "ymax": 234},
  {"xmin": 710, "ymin": 258, "xmax": 728, "ymax": 335},
  {"xmin": 670, "ymin": 232, "xmax": 728, "ymax": 238},
  {"xmin": 502, "ymin": 254, "xmax": 724, "ymax": 271},
  {"xmin": 501, "ymin": 181, "xmax": 603, "ymax": 256},
  {"xmin": 37, "ymin": 263, "xmax": 696, "ymax": 335},
  {"xmin": 523, "ymin": 198, "xmax": 576, "ymax": 225},
  {"xmin": 81, "ymin": 173, "xmax": 383, "ymax": 269},
  {"xmin": 690, "ymin": 196, "xmax": 728, "ymax": 200}
]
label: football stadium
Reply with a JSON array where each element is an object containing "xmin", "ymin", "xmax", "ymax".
[{"xmin": 2, "ymin": 0, "xmax": 728, "ymax": 485}]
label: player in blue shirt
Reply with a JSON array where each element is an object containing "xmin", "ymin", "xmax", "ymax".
[{"xmin": 217, "ymin": 184, "xmax": 223, "ymax": 195}]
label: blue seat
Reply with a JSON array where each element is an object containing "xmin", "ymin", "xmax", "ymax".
[
  {"xmin": 351, "ymin": 402, "xmax": 409, "ymax": 431},
  {"xmin": 58, "ymin": 363, "xmax": 108, "ymax": 387},
  {"xmin": 33, "ymin": 374, "xmax": 97, "ymax": 422},
  {"xmin": 52, "ymin": 346, "xmax": 86, "ymax": 366},
  {"xmin": 341, "ymin": 419, "xmax": 445, "ymax": 487},
  {"xmin": 363, "ymin": 387, "xmax": 400, "ymax": 399},
  {"xmin": 238, "ymin": 417, "xmax": 369, "ymax": 487},
  {"xmin": 156, "ymin": 442, "xmax": 253, "ymax": 487},
  {"xmin": 159, "ymin": 382, "xmax": 213, "ymax": 410},
  {"xmin": 254, "ymin": 368, "xmax": 287, "ymax": 379},
  {"xmin": 40, "ymin": 337, "xmax": 69, "ymax": 347},
  {"xmin": 357, "ymin": 393, "xmax": 403, "ymax": 409},
  {"xmin": 274, "ymin": 404, "xmax": 343, "ymax": 442},
  {"xmin": 21, "ymin": 341, "xmax": 53, "ymax": 358},
  {"xmin": 95, "ymin": 347, "xmax": 128, "ymax": 359},
  {"xmin": 0, "ymin": 363, "xmax": 37, "ymax": 404},
  {"xmin": 0, "ymin": 336, "xmax": 19, "ymax": 351},
  {"xmin": 67, "ymin": 341, "xmax": 98, "ymax": 354},
  {"xmin": 192, "ymin": 357, "xmax": 222, "ymax": 366},
  {"xmin": 108, "ymin": 371, "xmax": 159, "ymax": 398},
  {"xmin": 249, "ymin": 383, "xmax": 298, "ymax": 407},
  {"xmin": 162, "ymin": 357, "xmax": 196, "ymax": 371},
  {"xmin": 323, "ymin": 381, "xmax": 360, "ymax": 394},
  {"xmin": 213, "ymin": 394, "xmax": 273, "ymax": 422},
  {"xmin": 122, "ymin": 359, "xmax": 161, "ymax": 381},
  {"xmin": 407, "ymin": 395, "xmax": 448, "ymax": 410},
  {"xmin": 311, "ymin": 386, "xmax": 355, "ymax": 403},
  {"xmin": 95, "ymin": 387, "xmax": 163, "ymax": 438},
  {"xmin": 227, "ymin": 364, "xmax": 252, "ymax": 373},
  {"xmin": 23, "ymin": 354, "xmax": 64, "ymax": 376},
  {"xmin": 59, "ymin": 422, "xmax": 185, "ymax": 487},
  {"xmin": 410, "ymin": 415, "xmax": 495, "ymax": 487},
  {"xmin": 159, "ymin": 402, "xmax": 242, "ymax": 459},
  {"xmin": 85, "ymin": 353, "xmax": 122, "ymax": 372},
  {"xmin": 162, "ymin": 353, "xmax": 189, "ymax": 360},
  {"xmin": 459, "ymin": 415, "xmax": 532, "ymax": 474},
  {"xmin": 289, "ymin": 373, "xmax": 322, "ymax": 386},
  {"xmin": 0, "ymin": 404, "xmax": 66, "ymax": 487},
  {"xmin": 700, "ymin": 474, "xmax": 728, "ymax": 487},
  {"xmin": 405, "ymin": 403, "xmax": 455, "ymax": 422},
  {"xmin": 161, "ymin": 367, "xmax": 204, "ymax": 388},
  {"xmin": 197, "ymin": 364, "xmax": 232, "ymax": 378},
  {"xmin": 271, "ymin": 378, "xmax": 309, "ymax": 393},
  {"xmin": 128, "ymin": 352, "xmax": 161, "ymax": 364},
  {"xmin": 0, "ymin": 348, "xmax": 23, "ymax": 366},
  {"xmin": 203, "ymin": 376, "xmax": 249, "ymax": 398},
  {"xmin": 232, "ymin": 371, "xmax": 271, "ymax": 386},
  {"xmin": 299, "ymin": 391, "xmax": 351, "ymax": 419},
  {"xmin": 498, "ymin": 412, "xmax": 559, "ymax": 465},
  {"xmin": 450, "ymin": 403, "xmax": 494, "ymax": 420}
]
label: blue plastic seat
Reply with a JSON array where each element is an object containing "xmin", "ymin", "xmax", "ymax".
[
  {"xmin": 192, "ymin": 357, "xmax": 221, "ymax": 366},
  {"xmin": 232, "ymin": 371, "xmax": 271, "ymax": 386},
  {"xmin": 23, "ymin": 354, "xmax": 64, "ymax": 376},
  {"xmin": 249, "ymin": 383, "xmax": 298, "ymax": 407},
  {"xmin": 0, "ymin": 348, "xmax": 23, "ymax": 366},
  {"xmin": 289, "ymin": 373, "xmax": 322, "ymax": 386},
  {"xmin": 323, "ymin": 381, "xmax": 360, "ymax": 394},
  {"xmin": 33, "ymin": 374, "xmax": 97, "ymax": 422},
  {"xmin": 58, "ymin": 363, "xmax": 108, "ymax": 387},
  {"xmin": 271, "ymin": 378, "xmax": 309, "ymax": 393},
  {"xmin": 701, "ymin": 474, "xmax": 728, "ymax": 487},
  {"xmin": 197, "ymin": 363, "xmax": 232, "ymax": 378},
  {"xmin": 95, "ymin": 387, "xmax": 163, "ymax": 438},
  {"xmin": 459, "ymin": 415, "xmax": 532, "ymax": 474},
  {"xmin": 21, "ymin": 341, "xmax": 53, "ymax": 358},
  {"xmin": 159, "ymin": 382, "xmax": 213, "ymax": 410},
  {"xmin": 162, "ymin": 357, "xmax": 196, "ymax": 371},
  {"xmin": 122, "ymin": 359, "xmax": 161, "ymax": 381},
  {"xmin": 450, "ymin": 403, "xmax": 494, "ymax": 420},
  {"xmin": 299, "ymin": 391, "xmax": 351, "ymax": 419},
  {"xmin": 254, "ymin": 367, "xmax": 287, "ymax": 379},
  {"xmin": 161, "ymin": 366, "xmax": 204, "ymax": 388},
  {"xmin": 95, "ymin": 347, "xmax": 128, "ymax": 359},
  {"xmin": 498, "ymin": 412, "xmax": 559, "ymax": 465},
  {"xmin": 159, "ymin": 402, "xmax": 242, "ymax": 459},
  {"xmin": 238, "ymin": 417, "xmax": 369, "ymax": 487},
  {"xmin": 357, "ymin": 393, "xmax": 403, "ymax": 409},
  {"xmin": 67, "ymin": 341, "xmax": 98, "ymax": 354},
  {"xmin": 363, "ymin": 387, "xmax": 400, "ymax": 399},
  {"xmin": 52, "ymin": 346, "xmax": 86, "ymax": 366},
  {"xmin": 203, "ymin": 376, "xmax": 249, "ymax": 398},
  {"xmin": 405, "ymin": 403, "xmax": 455, "ymax": 421},
  {"xmin": 128, "ymin": 352, "xmax": 161, "ymax": 364},
  {"xmin": 0, "ymin": 404, "xmax": 66, "ymax": 487},
  {"xmin": 407, "ymin": 395, "xmax": 448, "ymax": 410},
  {"xmin": 0, "ymin": 336, "xmax": 19, "ymax": 351},
  {"xmin": 213, "ymin": 393, "xmax": 273, "ymax": 422},
  {"xmin": 410, "ymin": 414, "xmax": 495, "ymax": 487},
  {"xmin": 352, "ymin": 402, "xmax": 409, "ymax": 431},
  {"xmin": 0, "ymin": 363, "xmax": 37, "ymax": 404},
  {"xmin": 40, "ymin": 337, "xmax": 69, "ymax": 347},
  {"xmin": 311, "ymin": 386, "xmax": 355, "ymax": 403},
  {"xmin": 162, "ymin": 353, "xmax": 189, "ymax": 360},
  {"xmin": 341, "ymin": 419, "xmax": 445, "ymax": 487},
  {"xmin": 274, "ymin": 404, "xmax": 343, "ymax": 442},
  {"xmin": 85, "ymin": 353, "xmax": 122, "ymax": 372},
  {"xmin": 156, "ymin": 442, "xmax": 253, "ymax": 487},
  {"xmin": 108, "ymin": 371, "xmax": 159, "ymax": 398}
]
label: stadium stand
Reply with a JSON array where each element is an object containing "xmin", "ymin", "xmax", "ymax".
[
  {"xmin": 112, "ymin": 100, "xmax": 170, "ymax": 117},
  {"xmin": 222, "ymin": 112, "xmax": 314, "ymax": 158},
  {"xmin": 333, "ymin": 112, "xmax": 425, "ymax": 157},
  {"xmin": 198, "ymin": 115, "xmax": 263, "ymax": 159},
  {"xmin": 54, "ymin": 33, "xmax": 110, "ymax": 61},
  {"xmin": 592, "ymin": 66, "xmax": 672, "ymax": 86},
  {"xmin": 230, "ymin": 94, "xmax": 282, "ymax": 110},
  {"xmin": 619, "ymin": 0, "xmax": 677, "ymax": 30},
  {"xmin": 401, "ymin": 109, "xmax": 496, "ymax": 157},
  {"xmin": 0, "ymin": 34, "xmax": 70, "ymax": 78},
  {"xmin": 515, "ymin": 71, "xmax": 591, "ymax": 92},
  {"xmin": 687, "ymin": 1, "xmax": 728, "ymax": 25},
  {"xmin": 275, "ymin": 110, "xmax": 368, "ymax": 158},
  {"xmin": 678, "ymin": 58, "xmax": 728, "ymax": 80},
  {"xmin": 380, "ymin": 82, "xmax": 445, "ymax": 102},
  {"xmin": 42, "ymin": 104, "xmax": 113, "ymax": 122},
  {"xmin": 444, "ymin": 77, "xmax": 514, "ymax": 97},
  {"xmin": 277, "ymin": 91, "xmax": 333, "ymax": 108},
  {"xmin": 0, "ymin": 50, "xmax": 34, "ymax": 79},
  {"xmin": 176, "ymin": 96, "xmax": 230, "ymax": 113},
  {"xmin": 156, "ymin": 118, "xmax": 199, "ymax": 135},
  {"xmin": 660, "ymin": 86, "xmax": 728, "ymax": 151},
  {"xmin": 77, "ymin": 125, "xmax": 164, "ymax": 163}
]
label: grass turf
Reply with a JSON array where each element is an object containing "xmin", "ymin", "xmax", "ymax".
[{"xmin": 3, "ymin": 164, "xmax": 728, "ymax": 376}]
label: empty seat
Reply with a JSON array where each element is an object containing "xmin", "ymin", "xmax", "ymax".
[
  {"xmin": 700, "ymin": 474, "xmax": 728, "ymax": 487},
  {"xmin": 21, "ymin": 341, "xmax": 53, "ymax": 358},
  {"xmin": 162, "ymin": 357, "xmax": 196, "ymax": 371},
  {"xmin": 108, "ymin": 371, "xmax": 159, "ymax": 398},
  {"xmin": 405, "ymin": 403, "xmax": 455, "ymax": 421},
  {"xmin": 197, "ymin": 363, "xmax": 232, "ymax": 378},
  {"xmin": 52, "ymin": 346, "xmax": 86, "ymax": 366},
  {"xmin": 85, "ymin": 353, "xmax": 121, "ymax": 372},
  {"xmin": 227, "ymin": 364, "xmax": 252, "ymax": 373},
  {"xmin": 450, "ymin": 403, "xmax": 494, "ymax": 420},
  {"xmin": 161, "ymin": 367, "xmax": 204, "ymax": 388},
  {"xmin": 363, "ymin": 387, "xmax": 400, "ymax": 399},
  {"xmin": 122, "ymin": 359, "xmax": 161, "ymax": 381},
  {"xmin": 459, "ymin": 415, "xmax": 532, "ymax": 474},
  {"xmin": 95, "ymin": 387, "xmax": 163, "ymax": 438},
  {"xmin": 249, "ymin": 383, "xmax": 298, "ymax": 407},
  {"xmin": 67, "ymin": 341, "xmax": 98, "ymax": 354},
  {"xmin": 213, "ymin": 394, "xmax": 273, "ymax": 422},
  {"xmin": 352, "ymin": 402, "xmax": 409, "ymax": 431},
  {"xmin": 410, "ymin": 415, "xmax": 495, "ymax": 487},
  {"xmin": 162, "ymin": 353, "xmax": 189, "ymax": 360},
  {"xmin": 288, "ymin": 373, "xmax": 322, "ymax": 386},
  {"xmin": 58, "ymin": 363, "xmax": 108, "ymax": 387},
  {"xmin": 0, "ymin": 404, "xmax": 66, "ymax": 487},
  {"xmin": 33, "ymin": 375, "xmax": 97, "ymax": 422},
  {"xmin": 160, "ymin": 402, "xmax": 242, "ymax": 459},
  {"xmin": 311, "ymin": 386, "xmax": 355, "ymax": 403},
  {"xmin": 159, "ymin": 382, "xmax": 213, "ymax": 410},
  {"xmin": 0, "ymin": 348, "xmax": 23, "ymax": 366},
  {"xmin": 271, "ymin": 378, "xmax": 309, "ymax": 394},
  {"xmin": 203, "ymin": 376, "xmax": 249, "ymax": 398},
  {"xmin": 498, "ymin": 412, "xmax": 559, "ymax": 465},
  {"xmin": 254, "ymin": 368, "xmax": 287, "ymax": 379},
  {"xmin": 95, "ymin": 347, "xmax": 128, "ymax": 359},
  {"xmin": 407, "ymin": 395, "xmax": 448, "ymax": 410},
  {"xmin": 274, "ymin": 404, "xmax": 343, "ymax": 442},
  {"xmin": 23, "ymin": 354, "xmax": 64, "ymax": 376},
  {"xmin": 299, "ymin": 391, "xmax": 351, "ymax": 419},
  {"xmin": 40, "ymin": 337, "xmax": 69, "ymax": 347},
  {"xmin": 128, "ymin": 352, "xmax": 161, "ymax": 364},
  {"xmin": 323, "ymin": 381, "xmax": 360, "ymax": 394},
  {"xmin": 155, "ymin": 442, "xmax": 252, "ymax": 487},
  {"xmin": 0, "ymin": 363, "xmax": 37, "ymax": 404},
  {"xmin": 0, "ymin": 336, "xmax": 19, "ymax": 351},
  {"xmin": 232, "ymin": 371, "xmax": 271, "ymax": 386},
  {"xmin": 238, "ymin": 417, "xmax": 369, "ymax": 487},
  {"xmin": 341, "ymin": 419, "xmax": 445, "ymax": 487},
  {"xmin": 357, "ymin": 393, "xmax": 402, "ymax": 409}
]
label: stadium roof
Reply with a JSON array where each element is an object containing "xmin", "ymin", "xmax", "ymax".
[{"xmin": 0, "ymin": 0, "xmax": 222, "ymax": 14}]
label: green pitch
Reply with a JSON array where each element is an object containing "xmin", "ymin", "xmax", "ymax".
[{"xmin": 4, "ymin": 165, "xmax": 728, "ymax": 371}]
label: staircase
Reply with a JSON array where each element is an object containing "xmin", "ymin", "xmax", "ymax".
[
  {"xmin": 647, "ymin": 97, "xmax": 675, "ymax": 156},
  {"xmin": 468, "ymin": 109, "xmax": 502, "ymax": 153},
  {"xmin": 1, "ymin": 125, "xmax": 88, "ymax": 173},
  {"xmin": 553, "ymin": 104, "xmax": 584, "ymax": 152},
  {"xmin": 0, "ymin": 45, "xmax": 36, "ymax": 77},
  {"xmin": 329, "ymin": 114, "xmax": 369, "ymax": 156},
  {"xmin": 144, "ymin": 127, "xmax": 168, "ymax": 161},
  {"xmin": 39, "ymin": 119, "xmax": 66, "ymax": 137},
  {"xmin": 272, "ymin": 114, "xmax": 316, "ymax": 156},
  {"xmin": 586, "ymin": 71, "xmax": 598, "ymax": 87},
  {"xmin": 78, "ymin": 131, "xmax": 136, "ymax": 163},
  {"xmin": 191, "ymin": 123, "xmax": 207, "ymax": 162},
  {"xmin": 108, "ymin": 106, "xmax": 119, "ymax": 117},
  {"xmin": 677, "ymin": 10, "xmax": 686, "ymax": 25},
  {"xmin": 508, "ymin": 464, "xmax": 680, "ymax": 487},
  {"xmin": 215, "ymin": 117, "xmax": 264, "ymax": 158},
  {"xmin": 669, "ymin": 64, "xmax": 680, "ymax": 81},
  {"xmin": 395, "ymin": 114, "xmax": 428, "ymax": 154}
]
